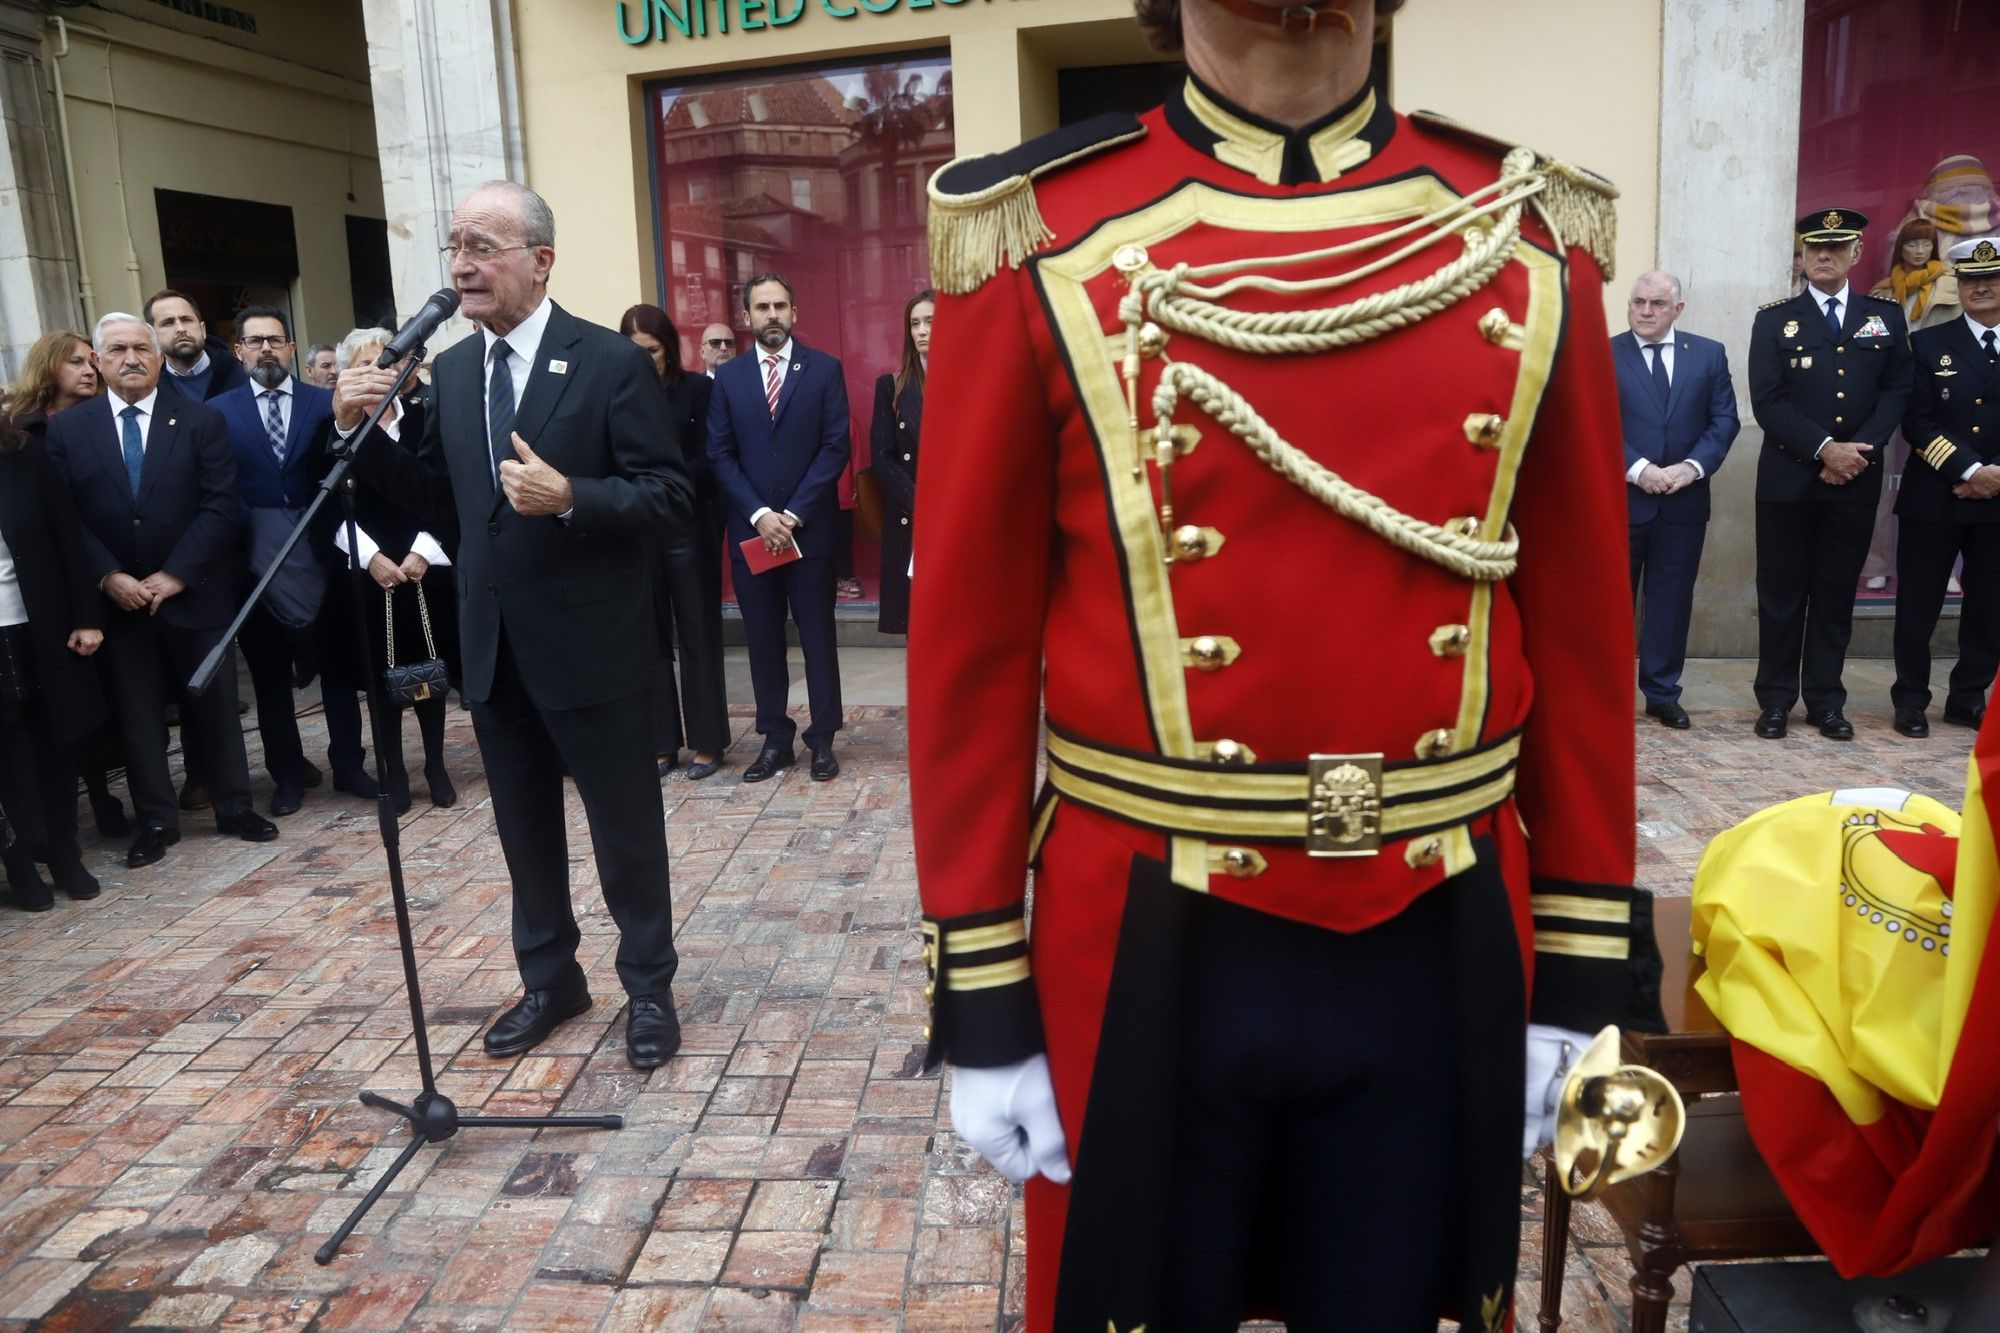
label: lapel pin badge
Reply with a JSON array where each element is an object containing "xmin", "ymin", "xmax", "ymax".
[
  {"xmin": 1783, "ymin": 320, "xmax": 1800, "ymax": 338},
  {"xmin": 549, "ymin": 360, "xmax": 568, "ymax": 375}
]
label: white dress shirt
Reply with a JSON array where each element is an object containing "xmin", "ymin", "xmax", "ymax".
[
  {"xmin": 1956, "ymin": 313, "xmax": 2000, "ymax": 482},
  {"xmin": 1624, "ymin": 327, "xmax": 1707, "ymax": 484},
  {"xmin": 481, "ymin": 297, "xmax": 554, "ymax": 484},
  {"xmin": 747, "ymin": 337, "xmax": 802, "ymax": 530},
  {"xmin": 0, "ymin": 527, "xmax": 26, "ymax": 626},
  {"xmin": 111, "ymin": 388, "xmax": 162, "ymax": 453},
  {"xmin": 1809, "ymin": 283, "xmax": 1852, "ymax": 458}
]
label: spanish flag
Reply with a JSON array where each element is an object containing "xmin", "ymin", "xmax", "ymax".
[{"xmin": 1691, "ymin": 707, "xmax": 2000, "ymax": 1276}]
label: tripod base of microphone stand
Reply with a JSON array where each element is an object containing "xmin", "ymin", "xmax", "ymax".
[{"xmin": 313, "ymin": 1088, "xmax": 623, "ymax": 1264}]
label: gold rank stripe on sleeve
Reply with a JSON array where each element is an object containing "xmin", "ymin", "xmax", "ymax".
[
  {"xmin": 1534, "ymin": 930, "xmax": 1632, "ymax": 961},
  {"xmin": 946, "ymin": 958, "xmax": 1033, "ymax": 992},
  {"xmin": 944, "ymin": 920, "xmax": 1028, "ymax": 955},
  {"xmin": 1923, "ymin": 436, "xmax": 1958, "ymax": 471},
  {"xmin": 1529, "ymin": 893, "xmax": 1634, "ymax": 926}
]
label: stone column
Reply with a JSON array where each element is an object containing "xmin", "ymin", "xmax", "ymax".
[
  {"xmin": 358, "ymin": 0, "xmax": 525, "ymax": 350},
  {"xmin": 0, "ymin": 4, "xmax": 82, "ymax": 380},
  {"xmin": 1658, "ymin": 0, "xmax": 1805, "ymax": 658}
]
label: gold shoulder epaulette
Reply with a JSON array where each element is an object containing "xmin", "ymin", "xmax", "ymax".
[
  {"xmin": 1409, "ymin": 110, "xmax": 1620, "ymax": 279},
  {"xmin": 1759, "ymin": 296, "xmax": 1793, "ymax": 311},
  {"xmin": 928, "ymin": 113, "xmax": 1147, "ymax": 296}
]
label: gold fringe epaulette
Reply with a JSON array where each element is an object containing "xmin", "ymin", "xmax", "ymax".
[
  {"xmin": 1759, "ymin": 296, "xmax": 1794, "ymax": 310},
  {"xmin": 928, "ymin": 113, "xmax": 1147, "ymax": 296},
  {"xmin": 1410, "ymin": 110, "xmax": 1620, "ymax": 279}
]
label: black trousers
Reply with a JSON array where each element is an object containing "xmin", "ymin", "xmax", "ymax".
[
  {"xmin": 1630, "ymin": 516, "xmax": 1708, "ymax": 705},
  {"xmin": 650, "ymin": 524, "xmax": 731, "ymax": 757},
  {"xmin": 732, "ymin": 549, "xmax": 842, "ymax": 750},
  {"xmin": 242, "ymin": 606, "xmax": 369, "ymax": 783},
  {"xmin": 467, "ymin": 635, "xmax": 677, "ymax": 998},
  {"xmin": 103, "ymin": 613, "xmax": 252, "ymax": 828},
  {"xmin": 1892, "ymin": 517, "xmax": 2000, "ymax": 713},
  {"xmin": 0, "ymin": 704, "xmax": 81, "ymax": 866},
  {"xmin": 1754, "ymin": 499, "xmax": 1875, "ymax": 713}
]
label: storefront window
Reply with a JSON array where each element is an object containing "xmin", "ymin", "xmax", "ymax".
[
  {"xmin": 648, "ymin": 53, "xmax": 955, "ymax": 609},
  {"xmin": 1798, "ymin": 0, "xmax": 2000, "ymax": 606}
]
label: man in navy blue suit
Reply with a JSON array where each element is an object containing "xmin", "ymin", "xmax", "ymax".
[
  {"xmin": 1617, "ymin": 270, "xmax": 1741, "ymax": 729},
  {"xmin": 213, "ymin": 307, "xmax": 365, "ymax": 816},
  {"xmin": 708, "ymin": 273, "xmax": 849, "ymax": 782}
]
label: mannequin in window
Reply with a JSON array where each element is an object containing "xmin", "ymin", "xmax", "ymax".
[{"xmin": 1871, "ymin": 218, "xmax": 1945, "ymax": 326}]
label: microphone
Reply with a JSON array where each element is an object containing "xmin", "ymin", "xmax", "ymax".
[{"xmin": 377, "ymin": 288, "xmax": 461, "ymax": 368}]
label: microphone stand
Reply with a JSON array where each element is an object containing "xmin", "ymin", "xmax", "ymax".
[{"xmin": 190, "ymin": 349, "xmax": 620, "ymax": 1266}]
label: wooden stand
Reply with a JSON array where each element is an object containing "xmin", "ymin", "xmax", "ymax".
[{"xmin": 1537, "ymin": 896, "xmax": 1822, "ymax": 1332}]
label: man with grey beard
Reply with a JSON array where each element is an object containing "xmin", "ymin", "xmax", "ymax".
[{"xmin": 211, "ymin": 305, "xmax": 361, "ymax": 816}]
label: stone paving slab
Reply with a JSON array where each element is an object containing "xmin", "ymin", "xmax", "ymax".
[{"xmin": 0, "ymin": 673, "xmax": 1980, "ymax": 1331}]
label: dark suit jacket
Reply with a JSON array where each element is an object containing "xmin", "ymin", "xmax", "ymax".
[
  {"xmin": 707, "ymin": 340, "xmax": 852, "ymax": 560},
  {"xmin": 44, "ymin": 393, "xmax": 243, "ymax": 629},
  {"xmin": 0, "ymin": 437, "xmax": 106, "ymax": 741},
  {"xmin": 1901, "ymin": 319, "xmax": 2000, "ymax": 524},
  {"xmin": 352, "ymin": 300, "xmax": 690, "ymax": 710},
  {"xmin": 1749, "ymin": 288, "xmax": 1914, "ymax": 505},
  {"xmin": 1614, "ymin": 331, "xmax": 1740, "ymax": 525},
  {"xmin": 214, "ymin": 377, "xmax": 335, "ymax": 513},
  {"xmin": 155, "ymin": 337, "xmax": 250, "ymax": 403},
  {"xmin": 870, "ymin": 372, "xmax": 921, "ymax": 635}
]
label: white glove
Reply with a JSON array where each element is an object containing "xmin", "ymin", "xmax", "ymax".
[
  {"xmin": 1523, "ymin": 1023, "xmax": 1595, "ymax": 1159},
  {"xmin": 948, "ymin": 1054, "xmax": 1073, "ymax": 1184}
]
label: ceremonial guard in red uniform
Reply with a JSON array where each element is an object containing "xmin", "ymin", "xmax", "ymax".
[{"xmin": 908, "ymin": 2, "xmax": 1663, "ymax": 1327}]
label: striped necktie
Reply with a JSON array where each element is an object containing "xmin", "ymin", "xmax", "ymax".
[
  {"xmin": 764, "ymin": 354, "xmax": 782, "ymax": 418},
  {"xmin": 488, "ymin": 339, "xmax": 516, "ymax": 475},
  {"xmin": 262, "ymin": 389, "xmax": 286, "ymax": 464}
]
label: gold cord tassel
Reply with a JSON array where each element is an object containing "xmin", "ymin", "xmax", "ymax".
[{"xmin": 928, "ymin": 173, "xmax": 1055, "ymax": 297}]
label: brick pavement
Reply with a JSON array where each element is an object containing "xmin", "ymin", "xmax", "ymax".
[{"xmin": 0, "ymin": 675, "xmax": 1980, "ymax": 1331}]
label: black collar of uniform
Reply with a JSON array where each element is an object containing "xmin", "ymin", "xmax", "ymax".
[{"xmin": 1164, "ymin": 72, "xmax": 1395, "ymax": 187}]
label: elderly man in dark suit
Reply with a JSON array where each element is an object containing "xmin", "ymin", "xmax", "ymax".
[
  {"xmin": 1617, "ymin": 270, "xmax": 1741, "ymax": 729},
  {"xmin": 707, "ymin": 273, "xmax": 850, "ymax": 783},
  {"xmin": 333, "ymin": 180, "xmax": 692, "ymax": 1070},
  {"xmin": 44, "ymin": 313, "xmax": 278, "ymax": 867},
  {"xmin": 213, "ymin": 305, "xmax": 358, "ymax": 815}
]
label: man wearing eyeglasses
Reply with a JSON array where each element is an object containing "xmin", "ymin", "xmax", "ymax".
[
  {"xmin": 333, "ymin": 180, "xmax": 693, "ymax": 1072},
  {"xmin": 700, "ymin": 324, "xmax": 738, "ymax": 378},
  {"xmin": 212, "ymin": 307, "xmax": 355, "ymax": 816}
]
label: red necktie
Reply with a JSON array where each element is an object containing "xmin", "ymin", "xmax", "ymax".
[{"xmin": 764, "ymin": 354, "xmax": 782, "ymax": 418}]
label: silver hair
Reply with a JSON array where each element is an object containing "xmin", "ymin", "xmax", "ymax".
[
  {"xmin": 334, "ymin": 327, "xmax": 396, "ymax": 371},
  {"xmin": 1632, "ymin": 270, "xmax": 1684, "ymax": 303},
  {"xmin": 93, "ymin": 312, "xmax": 159, "ymax": 352},
  {"xmin": 467, "ymin": 179, "xmax": 555, "ymax": 248}
]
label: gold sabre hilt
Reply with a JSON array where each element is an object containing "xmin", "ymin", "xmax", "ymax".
[{"xmin": 1554, "ymin": 1026, "xmax": 1686, "ymax": 1200}]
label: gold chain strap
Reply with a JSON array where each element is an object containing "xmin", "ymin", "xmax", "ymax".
[{"xmin": 383, "ymin": 579, "xmax": 440, "ymax": 668}]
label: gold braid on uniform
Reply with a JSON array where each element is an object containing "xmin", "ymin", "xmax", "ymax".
[{"xmin": 1114, "ymin": 148, "xmax": 1581, "ymax": 581}]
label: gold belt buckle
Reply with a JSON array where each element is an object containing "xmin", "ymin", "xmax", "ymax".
[{"xmin": 1306, "ymin": 753, "xmax": 1384, "ymax": 857}]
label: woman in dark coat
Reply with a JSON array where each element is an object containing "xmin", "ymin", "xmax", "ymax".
[
  {"xmin": 0, "ymin": 396, "xmax": 107, "ymax": 908},
  {"xmin": 315, "ymin": 329, "xmax": 461, "ymax": 814},
  {"xmin": 620, "ymin": 304, "xmax": 730, "ymax": 780},
  {"xmin": 870, "ymin": 290, "xmax": 934, "ymax": 636}
]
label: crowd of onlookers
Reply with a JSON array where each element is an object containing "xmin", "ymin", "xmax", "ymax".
[{"xmin": 0, "ymin": 275, "xmax": 936, "ymax": 915}]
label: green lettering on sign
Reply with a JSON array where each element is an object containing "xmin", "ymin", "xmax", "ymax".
[{"xmin": 617, "ymin": 0, "xmax": 1016, "ymax": 41}]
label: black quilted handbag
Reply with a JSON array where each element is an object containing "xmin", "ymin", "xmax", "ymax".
[{"xmin": 382, "ymin": 580, "xmax": 449, "ymax": 706}]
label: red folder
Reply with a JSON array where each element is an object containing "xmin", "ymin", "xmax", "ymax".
[{"xmin": 738, "ymin": 535, "xmax": 802, "ymax": 575}]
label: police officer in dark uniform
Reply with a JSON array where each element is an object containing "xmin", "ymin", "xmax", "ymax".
[
  {"xmin": 1891, "ymin": 237, "xmax": 2000, "ymax": 736},
  {"xmin": 1749, "ymin": 208, "xmax": 1914, "ymax": 739}
]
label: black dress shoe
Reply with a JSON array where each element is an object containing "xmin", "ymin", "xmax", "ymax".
[
  {"xmin": 1645, "ymin": 700, "xmax": 1691, "ymax": 730},
  {"xmin": 657, "ymin": 751, "xmax": 681, "ymax": 778},
  {"xmin": 683, "ymin": 757, "xmax": 722, "ymax": 781},
  {"xmin": 624, "ymin": 995, "xmax": 681, "ymax": 1070},
  {"xmin": 127, "ymin": 825, "xmax": 180, "ymax": 868},
  {"xmin": 741, "ymin": 744, "xmax": 795, "ymax": 783},
  {"xmin": 1893, "ymin": 708, "xmax": 1930, "ymax": 738},
  {"xmin": 50, "ymin": 857, "xmax": 101, "ymax": 901},
  {"xmin": 809, "ymin": 745, "xmax": 840, "ymax": 781},
  {"xmin": 425, "ymin": 763, "xmax": 457, "ymax": 809},
  {"xmin": 4, "ymin": 850, "xmax": 53, "ymax": 911},
  {"xmin": 177, "ymin": 778, "xmax": 211, "ymax": 812},
  {"xmin": 332, "ymin": 769, "xmax": 381, "ymax": 800},
  {"xmin": 483, "ymin": 986, "xmax": 592, "ymax": 1057},
  {"xmin": 1753, "ymin": 708, "xmax": 1789, "ymax": 739},
  {"xmin": 215, "ymin": 810, "xmax": 280, "ymax": 842},
  {"xmin": 1943, "ymin": 704, "xmax": 1987, "ymax": 730},
  {"xmin": 1808, "ymin": 710, "xmax": 1855, "ymax": 741},
  {"xmin": 300, "ymin": 760, "xmax": 325, "ymax": 790},
  {"xmin": 269, "ymin": 781, "xmax": 304, "ymax": 817}
]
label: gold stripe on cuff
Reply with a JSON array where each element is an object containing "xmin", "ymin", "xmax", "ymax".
[
  {"xmin": 947, "ymin": 957, "xmax": 1033, "ymax": 991},
  {"xmin": 1530, "ymin": 893, "xmax": 1633, "ymax": 926},
  {"xmin": 945, "ymin": 921, "xmax": 1028, "ymax": 955},
  {"xmin": 1535, "ymin": 930, "xmax": 1631, "ymax": 961}
]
